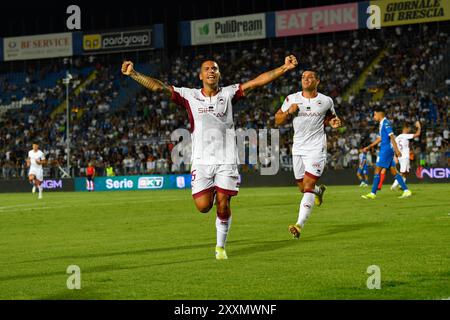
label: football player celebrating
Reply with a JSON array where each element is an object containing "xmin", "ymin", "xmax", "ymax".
[
  {"xmin": 122, "ymin": 55, "xmax": 298, "ymax": 259},
  {"xmin": 275, "ymin": 70, "xmax": 342, "ymax": 239}
]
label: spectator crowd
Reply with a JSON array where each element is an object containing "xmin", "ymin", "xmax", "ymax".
[{"xmin": 0, "ymin": 24, "xmax": 449, "ymax": 179}]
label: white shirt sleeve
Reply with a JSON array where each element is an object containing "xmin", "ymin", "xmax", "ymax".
[
  {"xmin": 329, "ymin": 97, "xmax": 336, "ymax": 116},
  {"xmin": 281, "ymin": 95, "xmax": 293, "ymax": 112},
  {"xmin": 171, "ymin": 86, "xmax": 190, "ymax": 106}
]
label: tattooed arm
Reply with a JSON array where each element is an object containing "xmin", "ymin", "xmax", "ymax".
[
  {"xmin": 121, "ymin": 61, "xmax": 172, "ymax": 98},
  {"xmin": 240, "ymin": 55, "xmax": 298, "ymax": 96}
]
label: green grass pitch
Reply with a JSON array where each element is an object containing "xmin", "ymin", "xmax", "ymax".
[{"xmin": 0, "ymin": 184, "xmax": 449, "ymax": 300}]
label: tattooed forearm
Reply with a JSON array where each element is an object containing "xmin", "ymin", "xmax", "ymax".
[
  {"xmin": 130, "ymin": 70, "xmax": 172, "ymax": 96},
  {"xmin": 243, "ymin": 65, "xmax": 290, "ymax": 94}
]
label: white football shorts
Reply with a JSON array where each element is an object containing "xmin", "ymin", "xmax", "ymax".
[
  {"xmin": 398, "ymin": 158, "xmax": 410, "ymax": 173},
  {"xmin": 293, "ymin": 153, "xmax": 326, "ymax": 181},
  {"xmin": 29, "ymin": 167, "xmax": 44, "ymax": 181},
  {"xmin": 191, "ymin": 164, "xmax": 240, "ymax": 198}
]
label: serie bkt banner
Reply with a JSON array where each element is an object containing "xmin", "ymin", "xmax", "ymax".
[{"xmin": 74, "ymin": 174, "xmax": 192, "ymax": 192}]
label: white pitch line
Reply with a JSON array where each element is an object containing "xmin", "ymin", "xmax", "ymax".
[{"xmin": 0, "ymin": 198, "xmax": 189, "ymax": 213}]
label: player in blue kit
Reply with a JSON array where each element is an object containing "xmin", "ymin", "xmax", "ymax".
[
  {"xmin": 356, "ymin": 149, "xmax": 369, "ymax": 187},
  {"xmin": 361, "ymin": 107, "xmax": 412, "ymax": 199}
]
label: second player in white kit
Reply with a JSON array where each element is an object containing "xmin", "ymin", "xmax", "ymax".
[
  {"xmin": 391, "ymin": 121, "xmax": 421, "ymax": 190},
  {"xmin": 122, "ymin": 55, "xmax": 298, "ymax": 259},
  {"xmin": 275, "ymin": 71, "xmax": 342, "ymax": 239},
  {"xmin": 280, "ymin": 91, "xmax": 335, "ymax": 181}
]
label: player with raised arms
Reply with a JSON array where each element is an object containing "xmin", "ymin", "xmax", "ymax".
[
  {"xmin": 27, "ymin": 142, "xmax": 46, "ymax": 199},
  {"xmin": 390, "ymin": 121, "xmax": 421, "ymax": 190},
  {"xmin": 361, "ymin": 106, "xmax": 412, "ymax": 199},
  {"xmin": 275, "ymin": 70, "xmax": 342, "ymax": 239},
  {"xmin": 122, "ymin": 55, "xmax": 298, "ymax": 259}
]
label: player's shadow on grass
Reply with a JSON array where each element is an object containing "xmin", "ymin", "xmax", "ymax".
[
  {"xmin": 306, "ymin": 222, "xmax": 383, "ymax": 240},
  {"xmin": 230, "ymin": 222, "xmax": 383, "ymax": 257},
  {"xmin": 230, "ymin": 239, "xmax": 299, "ymax": 257},
  {"xmin": 3, "ymin": 239, "xmax": 253, "ymax": 266},
  {"xmin": 0, "ymin": 255, "xmax": 216, "ymax": 283}
]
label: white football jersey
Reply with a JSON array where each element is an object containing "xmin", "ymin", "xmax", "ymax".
[
  {"xmin": 395, "ymin": 133, "xmax": 414, "ymax": 160},
  {"xmin": 171, "ymin": 84, "xmax": 244, "ymax": 165},
  {"xmin": 28, "ymin": 149, "xmax": 45, "ymax": 170},
  {"xmin": 281, "ymin": 91, "xmax": 336, "ymax": 155}
]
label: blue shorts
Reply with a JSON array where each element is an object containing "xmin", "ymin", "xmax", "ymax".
[
  {"xmin": 357, "ymin": 166, "xmax": 368, "ymax": 175},
  {"xmin": 376, "ymin": 151, "xmax": 396, "ymax": 169}
]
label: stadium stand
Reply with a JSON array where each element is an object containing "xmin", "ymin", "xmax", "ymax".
[{"xmin": 0, "ymin": 23, "xmax": 449, "ymax": 179}]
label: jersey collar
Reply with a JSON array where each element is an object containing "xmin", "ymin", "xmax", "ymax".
[
  {"xmin": 201, "ymin": 87, "xmax": 221, "ymax": 98},
  {"xmin": 300, "ymin": 91, "xmax": 319, "ymax": 100}
]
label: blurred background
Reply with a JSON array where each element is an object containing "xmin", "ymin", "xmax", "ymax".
[{"xmin": 0, "ymin": 0, "xmax": 448, "ymax": 184}]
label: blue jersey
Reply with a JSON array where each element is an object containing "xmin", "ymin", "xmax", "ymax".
[
  {"xmin": 357, "ymin": 152, "xmax": 368, "ymax": 174},
  {"xmin": 379, "ymin": 118, "xmax": 394, "ymax": 153},
  {"xmin": 358, "ymin": 153, "xmax": 367, "ymax": 167}
]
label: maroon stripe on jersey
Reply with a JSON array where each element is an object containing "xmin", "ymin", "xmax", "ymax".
[
  {"xmin": 232, "ymin": 84, "xmax": 245, "ymax": 104},
  {"xmin": 192, "ymin": 186, "xmax": 215, "ymax": 199},
  {"xmin": 215, "ymin": 186, "xmax": 238, "ymax": 197},
  {"xmin": 305, "ymin": 171, "xmax": 320, "ymax": 180},
  {"xmin": 171, "ymin": 86, "xmax": 195, "ymax": 133},
  {"xmin": 304, "ymin": 189, "xmax": 315, "ymax": 194}
]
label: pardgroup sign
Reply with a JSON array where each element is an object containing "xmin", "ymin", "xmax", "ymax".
[
  {"xmin": 191, "ymin": 13, "xmax": 266, "ymax": 45},
  {"xmin": 83, "ymin": 29, "xmax": 153, "ymax": 53},
  {"xmin": 74, "ymin": 175, "xmax": 192, "ymax": 192}
]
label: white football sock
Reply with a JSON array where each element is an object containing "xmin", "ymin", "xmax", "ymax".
[
  {"xmin": 314, "ymin": 185, "xmax": 321, "ymax": 195},
  {"xmin": 38, "ymin": 185, "xmax": 43, "ymax": 193},
  {"xmin": 392, "ymin": 176, "xmax": 406, "ymax": 189},
  {"xmin": 216, "ymin": 216, "xmax": 232, "ymax": 248},
  {"xmin": 392, "ymin": 179, "xmax": 399, "ymax": 189},
  {"xmin": 297, "ymin": 192, "xmax": 315, "ymax": 227}
]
